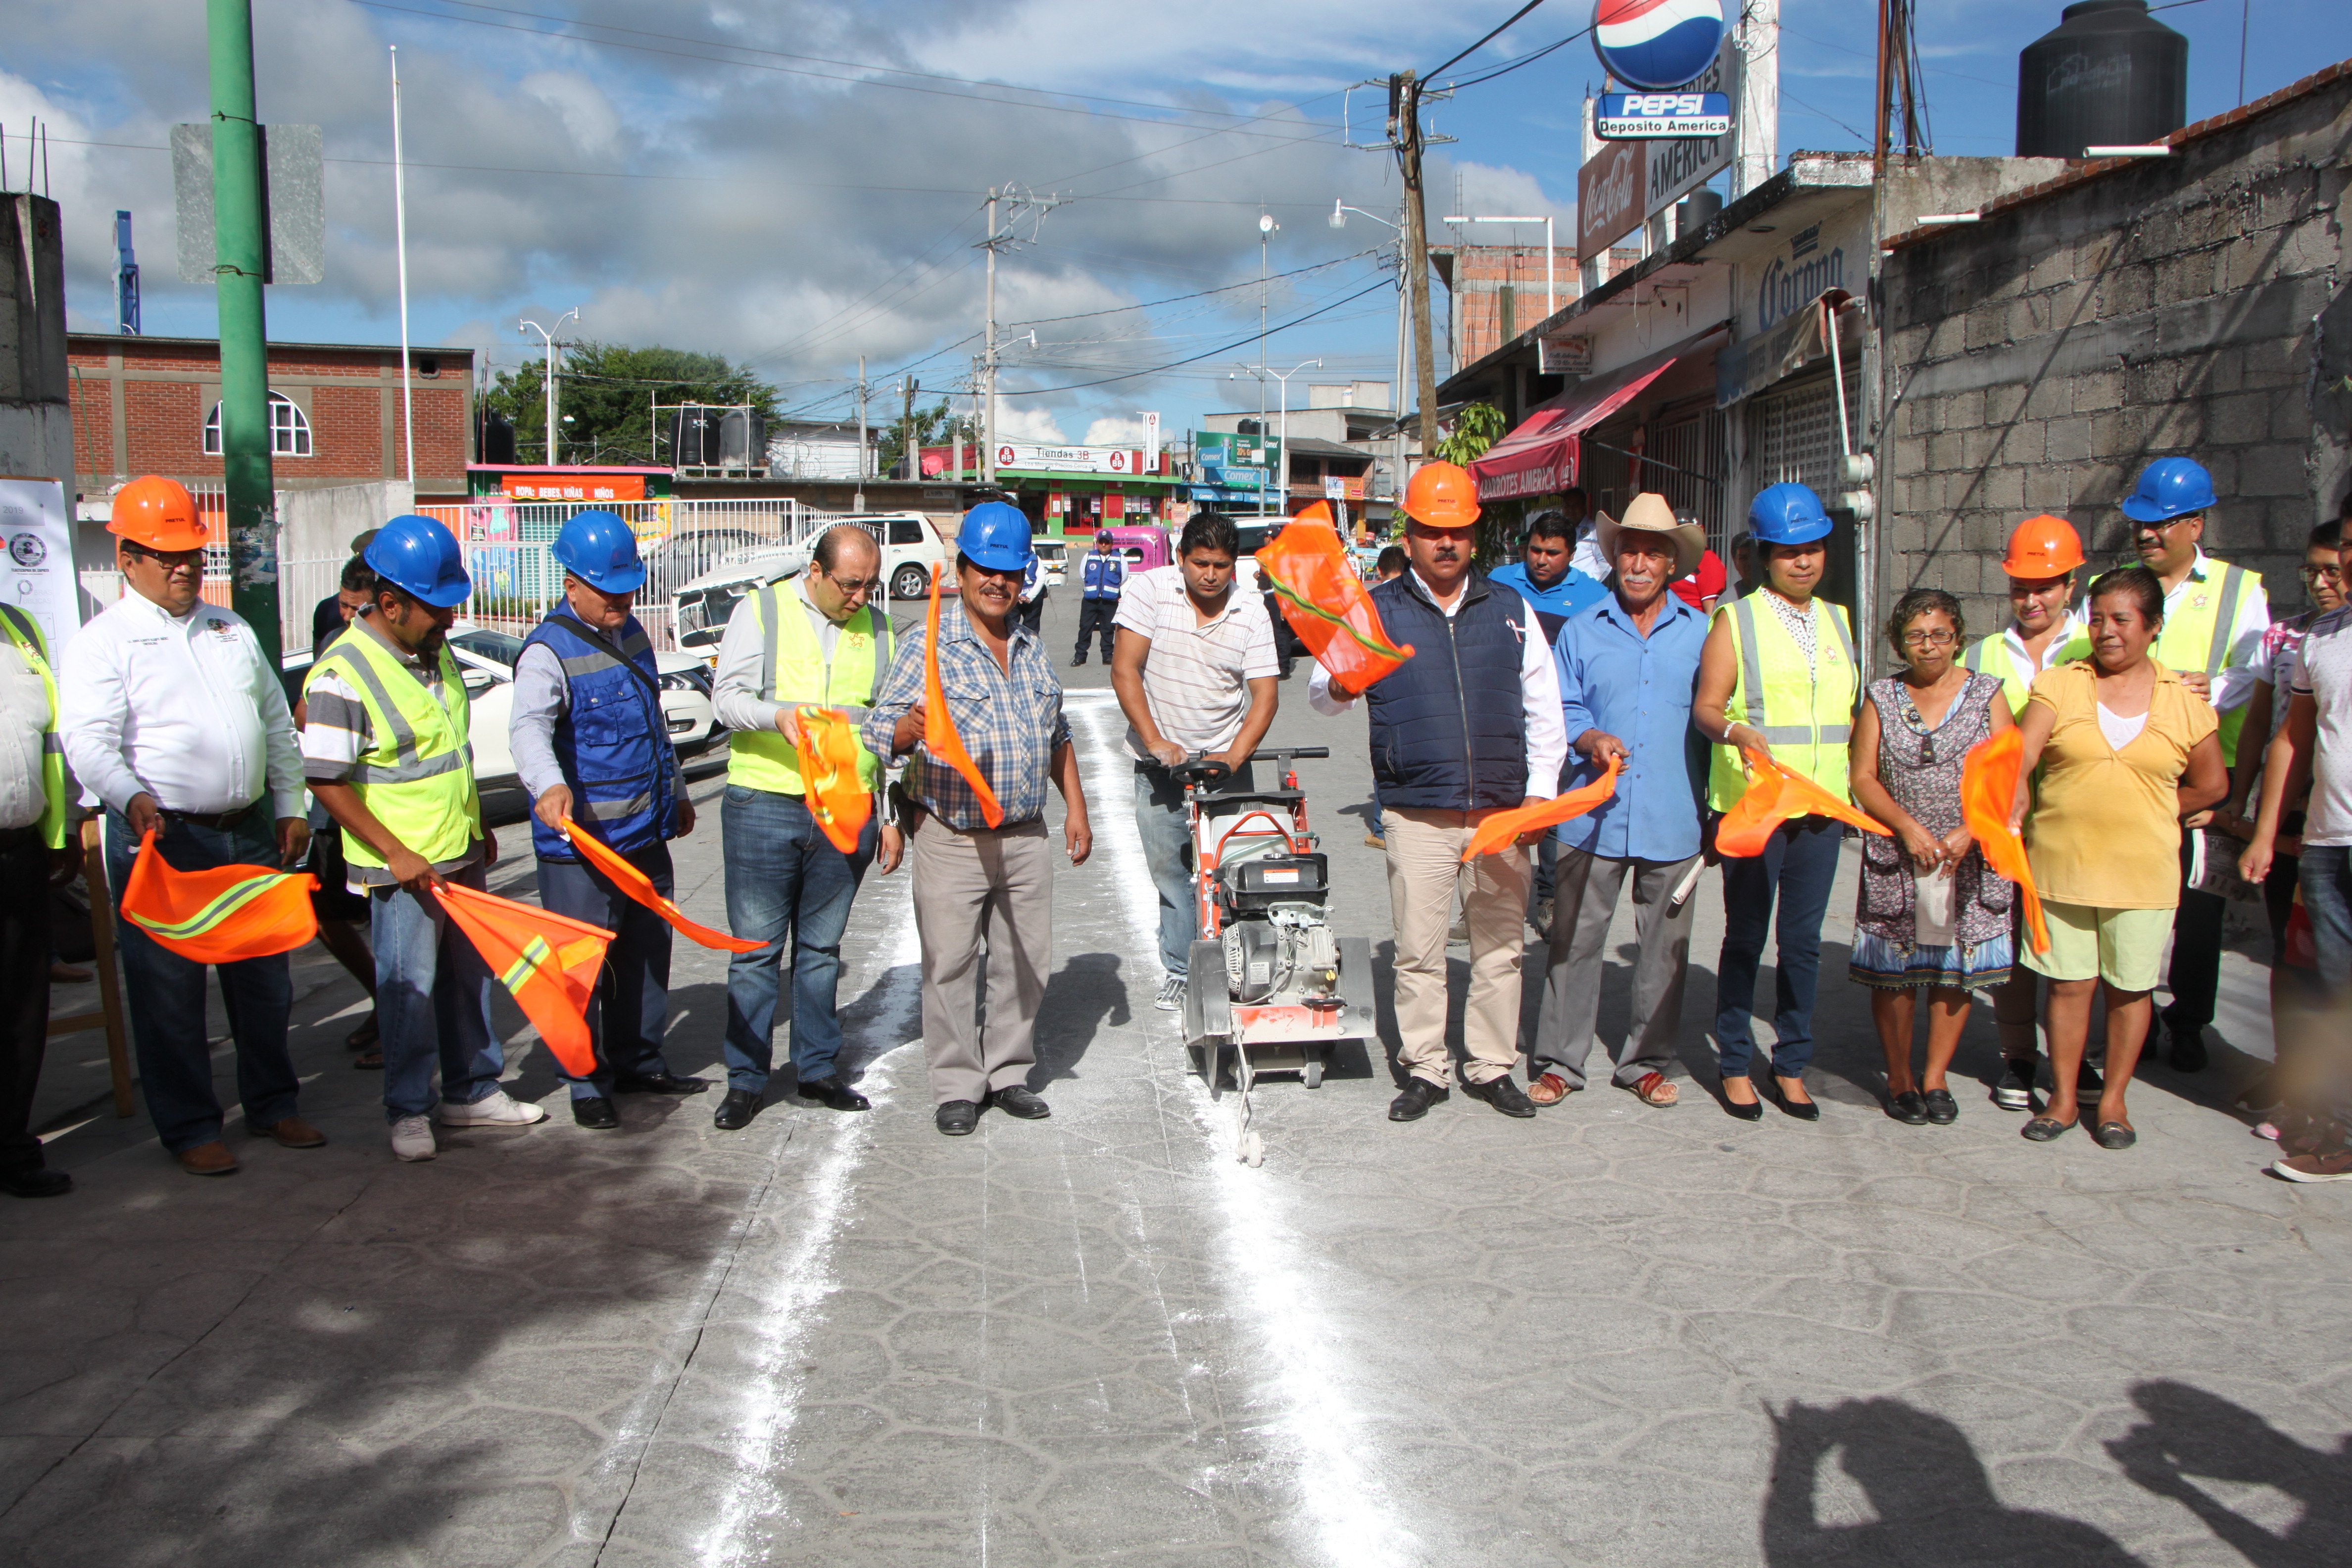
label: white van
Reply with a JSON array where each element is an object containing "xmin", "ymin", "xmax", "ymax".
[{"xmin": 669, "ymin": 511, "xmax": 951, "ymax": 659}]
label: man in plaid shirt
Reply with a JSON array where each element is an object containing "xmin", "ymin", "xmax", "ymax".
[{"xmin": 862, "ymin": 503, "xmax": 1093, "ymax": 1136}]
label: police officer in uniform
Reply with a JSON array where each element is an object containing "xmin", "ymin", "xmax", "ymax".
[{"xmin": 514, "ymin": 511, "xmax": 709, "ymax": 1129}]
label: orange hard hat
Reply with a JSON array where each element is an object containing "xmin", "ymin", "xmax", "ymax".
[
  {"xmin": 1403, "ymin": 461, "xmax": 1480, "ymax": 528},
  {"xmin": 109, "ymin": 476, "xmax": 210, "ymax": 552},
  {"xmin": 2001, "ymin": 513, "xmax": 2086, "ymax": 579}
]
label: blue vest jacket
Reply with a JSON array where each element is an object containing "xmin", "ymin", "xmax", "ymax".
[
  {"xmin": 1365, "ymin": 570, "xmax": 1530, "ymax": 811},
  {"xmin": 522, "ymin": 605, "xmax": 677, "ymax": 861},
  {"xmin": 1081, "ymin": 552, "xmax": 1125, "ymax": 598}
]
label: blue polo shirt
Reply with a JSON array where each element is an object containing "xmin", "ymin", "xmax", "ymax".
[
  {"xmin": 1552, "ymin": 591, "xmax": 1709, "ymax": 862},
  {"xmin": 1488, "ymin": 559, "xmax": 1609, "ymax": 645}
]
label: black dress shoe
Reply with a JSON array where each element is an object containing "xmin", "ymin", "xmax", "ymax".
[
  {"xmin": 990, "ymin": 1084, "xmax": 1051, "ymax": 1120},
  {"xmin": 1389, "ymin": 1078, "xmax": 1447, "ymax": 1121},
  {"xmin": 0, "ymin": 1167, "xmax": 71, "ymax": 1199},
  {"xmin": 936, "ymin": 1099, "xmax": 980, "ymax": 1136},
  {"xmin": 1721, "ymin": 1078, "xmax": 1764, "ymax": 1122},
  {"xmin": 571, "ymin": 1095, "xmax": 620, "ymax": 1130},
  {"xmin": 1887, "ymin": 1090, "xmax": 1928, "ymax": 1125},
  {"xmin": 1466, "ymin": 1075, "xmax": 1537, "ymax": 1118},
  {"xmin": 712, "ymin": 1089, "xmax": 762, "ymax": 1130},
  {"xmin": 1922, "ymin": 1087, "xmax": 1959, "ymax": 1125},
  {"xmin": 797, "ymin": 1075, "xmax": 871, "ymax": 1112},
  {"xmin": 1772, "ymin": 1078, "xmax": 1822, "ymax": 1122},
  {"xmin": 615, "ymin": 1070, "xmax": 712, "ymax": 1096}
]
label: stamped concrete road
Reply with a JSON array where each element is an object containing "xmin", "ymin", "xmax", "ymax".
[{"xmin": 5, "ymin": 595, "xmax": 2350, "ymax": 1567}]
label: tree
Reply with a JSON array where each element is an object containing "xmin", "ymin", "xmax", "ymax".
[
  {"xmin": 481, "ymin": 342, "xmax": 781, "ymax": 466},
  {"xmin": 1430, "ymin": 401, "xmax": 1515, "ymax": 561},
  {"xmin": 876, "ymin": 398, "xmax": 980, "ymax": 480}
]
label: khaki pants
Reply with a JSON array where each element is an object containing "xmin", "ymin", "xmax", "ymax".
[
  {"xmin": 909, "ymin": 815, "xmax": 1053, "ymax": 1105},
  {"xmin": 1385, "ymin": 806, "xmax": 1531, "ymax": 1088}
]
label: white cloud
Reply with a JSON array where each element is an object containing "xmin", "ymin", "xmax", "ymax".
[
  {"xmin": 1081, "ymin": 415, "xmax": 1147, "ymax": 445},
  {"xmin": 992, "ymin": 401, "xmax": 1068, "ymax": 443}
]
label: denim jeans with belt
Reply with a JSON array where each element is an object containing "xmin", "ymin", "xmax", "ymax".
[
  {"xmin": 1714, "ymin": 815, "xmax": 1844, "ymax": 1080},
  {"xmin": 536, "ymin": 840, "xmax": 677, "ymax": 1099},
  {"xmin": 722, "ymin": 785, "xmax": 877, "ymax": 1091},
  {"xmin": 370, "ymin": 860, "xmax": 505, "ymax": 1123},
  {"xmin": 104, "ymin": 804, "xmax": 298, "ymax": 1152},
  {"xmin": 1133, "ymin": 761, "xmax": 1257, "ymax": 980}
]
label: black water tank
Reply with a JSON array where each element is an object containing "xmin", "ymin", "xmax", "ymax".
[
  {"xmin": 480, "ymin": 409, "xmax": 517, "ymax": 466},
  {"xmin": 718, "ymin": 408, "xmax": 766, "ymax": 470},
  {"xmin": 669, "ymin": 404, "xmax": 720, "ymax": 465},
  {"xmin": 2016, "ymin": 0, "xmax": 2188, "ymax": 158}
]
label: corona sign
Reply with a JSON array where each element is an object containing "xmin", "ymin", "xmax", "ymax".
[{"xmin": 1592, "ymin": 0, "xmax": 1727, "ymax": 93}]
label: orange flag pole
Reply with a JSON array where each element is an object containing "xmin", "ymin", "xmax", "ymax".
[
  {"xmin": 923, "ymin": 564, "xmax": 1004, "ymax": 827},
  {"xmin": 1960, "ymin": 728, "xmax": 2051, "ymax": 954},
  {"xmin": 1715, "ymin": 748, "xmax": 1892, "ymax": 858},
  {"xmin": 434, "ymin": 880, "xmax": 611, "ymax": 1078},
  {"xmin": 1461, "ymin": 757, "xmax": 1624, "ymax": 860},
  {"xmin": 120, "ymin": 829, "xmax": 319, "ymax": 964},
  {"xmin": 559, "ymin": 817, "xmax": 766, "ymax": 953},
  {"xmin": 796, "ymin": 704, "xmax": 875, "ymax": 854}
]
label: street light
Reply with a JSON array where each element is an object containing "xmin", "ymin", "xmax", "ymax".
[
  {"xmin": 1442, "ymin": 214, "xmax": 1558, "ymax": 322},
  {"xmin": 1230, "ymin": 357, "xmax": 1321, "ymax": 516},
  {"xmin": 519, "ymin": 307, "xmax": 581, "ymax": 465}
]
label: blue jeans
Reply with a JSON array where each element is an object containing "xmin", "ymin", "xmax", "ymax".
[
  {"xmin": 536, "ymin": 841, "xmax": 676, "ymax": 1099},
  {"xmin": 370, "ymin": 860, "xmax": 505, "ymax": 1123},
  {"xmin": 104, "ymin": 805, "xmax": 297, "ymax": 1153},
  {"xmin": 1133, "ymin": 762, "xmax": 1257, "ymax": 979},
  {"xmin": 2303, "ymin": 846, "xmax": 2352, "ymax": 993},
  {"xmin": 1714, "ymin": 815, "xmax": 1844, "ymax": 1079},
  {"xmin": 722, "ymin": 786, "xmax": 877, "ymax": 1090}
]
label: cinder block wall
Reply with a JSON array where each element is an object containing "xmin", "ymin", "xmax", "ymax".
[{"xmin": 1878, "ymin": 66, "xmax": 2352, "ymax": 640}]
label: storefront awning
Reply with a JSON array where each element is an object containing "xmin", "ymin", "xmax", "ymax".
[{"xmin": 1469, "ymin": 324, "xmax": 1729, "ymax": 502}]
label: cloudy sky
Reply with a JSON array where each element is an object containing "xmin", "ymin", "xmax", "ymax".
[{"xmin": 3, "ymin": 0, "xmax": 2342, "ymax": 444}]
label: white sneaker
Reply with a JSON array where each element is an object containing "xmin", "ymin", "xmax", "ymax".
[
  {"xmin": 435, "ymin": 1089, "xmax": 548, "ymax": 1127},
  {"xmin": 390, "ymin": 1115, "xmax": 437, "ymax": 1162},
  {"xmin": 1155, "ymin": 975, "xmax": 1186, "ymax": 1011}
]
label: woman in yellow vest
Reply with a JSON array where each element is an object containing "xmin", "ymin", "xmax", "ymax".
[
  {"xmin": 1693, "ymin": 485, "xmax": 1859, "ymax": 1123},
  {"xmin": 1, "ymin": 602, "xmax": 73, "ymax": 1198}
]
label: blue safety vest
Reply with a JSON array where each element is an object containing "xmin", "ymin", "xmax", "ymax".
[
  {"xmin": 1081, "ymin": 552, "xmax": 1125, "ymax": 598},
  {"xmin": 522, "ymin": 605, "xmax": 676, "ymax": 861},
  {"xmin": 1364, "ymin": 570, "xmax": 1530, "ymax": 811}
]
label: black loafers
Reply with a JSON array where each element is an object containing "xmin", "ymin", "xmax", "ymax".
[
  {"xmin": 990, "ymin": 1085, "xmax": 1051, "ymax": 1120},
  {"xmin": 1388, "ymin": 1079, "xmax": 1447, "ymax": 1122},
  {"xmin": 1888, "ymin": 1090, "xmax": 1929, "ymax": 1125},
  {"xmin": 0, "ymin": 1167, "xmax": 71, "ymax": 1199},
  {"xmin": 571, "ymin": 1095, "xmax": 619, "ymax": 1130},
  {"xmin": 1922, "ymin": 1087, "xmax": 1959, "ymax": 1126},
  {"xmin": 935, "ymin": 1100, "xmax": 980, "ymax": 1136},
  {"xmin": 797, "ymin": 1075, "xmax": 872, "ymax": 1113},
  {"xmin": 2093, "ymin": 1120, "xmax": 2138, "ymax": 1150},
  {"xmin": 1466, "ymin": 1075, "xmax": 1537, "ymax": 1119},
  {"xmin": 712, "ymin": 1088, "xmax": 762, "ymax": 1130},
  {"xmin": 615, "ymin": 1070, "xmax": 711, "ymax": 1096}
]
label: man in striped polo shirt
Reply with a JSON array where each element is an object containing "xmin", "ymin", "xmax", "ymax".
[{"xmin": 1111, "ymin": 511, "xmax": 1281, "ymax": 1011}]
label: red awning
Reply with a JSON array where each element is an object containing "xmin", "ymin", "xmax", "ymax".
[{"xmin": 1470, "ymin": 325, "xmax": 1729, "ymax": 502}]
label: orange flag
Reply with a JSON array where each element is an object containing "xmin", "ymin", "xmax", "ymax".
[
  {"xmin": 1461, "ymin": 757, "xmax": 1624, "ymax": 861},
  {"xmin": 120, "ymin": 829, "xmax": 319, "ymax": 964},
  {"xmin": 923, "ymin": 564, "xmax": 1004, "ymax": 827},
  {"xmin": 1256, "ymin": 504, "xmax": 1415, "ymax": 692},
  {"xmin": 560, "ymin": 817, "xmax": 766, "ymax": 954},
  {"xmin": 1960, "ymin": 728, "xmax": 2051, "ymax": 954},
  {"xmin": 797, "ymin": 705, "xmax": 875, "ymax": 854},
  {"xmin": 1715, "ymin": 747, "xmax": 1892, "ymax": 858},
  {"xmin": 434, "ymin": 881, "xmax": 611, "ymax": 1078}
]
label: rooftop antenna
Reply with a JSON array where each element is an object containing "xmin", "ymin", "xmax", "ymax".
[{"xmin": 115, "ymin": 211, "xmax": 141, "ymax": 335}]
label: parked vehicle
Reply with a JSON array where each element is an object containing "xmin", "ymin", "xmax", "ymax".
[
  {"xmin": 1098, "ymin": 525, "xmax": 1172, "ymax": 575},
  {"xmin": 1034, "ymin": 537, "xmax": 1068, "ymax": 588},
  {"xmin": 670, "ymin": 511, "xmax": 951, "ymax": 658}
]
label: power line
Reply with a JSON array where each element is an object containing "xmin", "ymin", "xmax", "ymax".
[
  {"xmin": 1007, "ymin": 250, "xmax": 1386, "ymax": 328},
  {"xmin": 1447, "ymin": 23, "xmax": 1593, "ymax": 91},
  {"xmin": 997, "ymin": 277, "xmax": 1392, "ymax": 396},
  {"xmin": 1426, "ymin": 0, "xmax": 1552, "ymax": 81}
]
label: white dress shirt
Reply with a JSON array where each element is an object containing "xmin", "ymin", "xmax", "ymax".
[
  {"xmin": 711, "ymin": 577, "xmax": 860, "ymax": 735},
  {"xmin": 1308, "ymin": 569, "xmax": 1568, "ymax": 795},
  {"xmin": 59, "ymin": 588, "xmax": 303, "ymax": 819},
  {"xmin": 2163, "ymin": 546, "xmax": 2271, "ymax": 712},
  {"xmin": 1570, "ymin": 518, "xmax": 1610, "ymax": 583}
]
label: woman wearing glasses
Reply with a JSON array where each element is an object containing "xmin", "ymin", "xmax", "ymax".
[
  {"xmin": 1849, "ymin": 589, "xmax": 2017, "ymax": 1124},
  {"xmin": 2008, "ymin": 566, "xmax": 2229, "ymax": 1149}
]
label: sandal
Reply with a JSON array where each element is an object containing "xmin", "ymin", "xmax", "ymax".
[
  {"xmin": 1527, "ymin": 1072, "xmax": 1577, "ymax": 1106},
  {"xmin": 1625, "ymin": 1071, "xmax": 1678, "ymax": 1107},
  {"xmin": 345, "ymin": 1012, "xmax": 380, "ymax": 1050},
  {"xmin": 2093, "ymin": 1121, "xmax": 2137, "ymax": 1150},
  {"xmin": 2021, "ymin": 1115, "xmax": 2077, "ymax": 1142}
]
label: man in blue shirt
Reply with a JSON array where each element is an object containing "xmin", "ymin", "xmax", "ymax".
[
  {"xmin": 1072, "ymin": 530, "xmax": 1125, "ymax": 665},
  {"xmin": 1527, "ymin": 494, "xmax": 1712, "ymax": 1109}
]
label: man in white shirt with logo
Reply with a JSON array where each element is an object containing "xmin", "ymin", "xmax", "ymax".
[{"xmin": 58, "ymin": 477, "xmax": 322, "ymax": 1177}]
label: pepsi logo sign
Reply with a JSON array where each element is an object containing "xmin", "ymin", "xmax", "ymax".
[{"xmin": 1592, "ymin": 0, "xmax": 1727, "ymax": 93}]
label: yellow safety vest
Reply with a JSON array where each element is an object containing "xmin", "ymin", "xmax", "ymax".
[
  {"xmin": 727, "ymin": 582, "xmax": 894, "ymax": 795},
  {"xmin": 0, "ymin": 605, "xmax": 68, "ymax": 850},
  {"xmin": 306, "ymin": 625, "xmax": 480, "ymax": 879},
  {"xmin": 2153, "ymin": 560, "xmax": 2261, "ymax": 765},
  {"xmin": 1707, "ymin": 592, "xmax": 1860, "ymax": 812},
  {"xmin": 1962, "ymin": 623, "xmax": 2093, "ymax": 719}
]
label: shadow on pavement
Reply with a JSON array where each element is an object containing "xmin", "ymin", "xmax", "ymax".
[
  {"xmin": 1763, "ymin": 1397, "xmax": 2143, "ymax": 1566},
  {"xmin": 2107, "ymin": 1380, "xmax": 2352, "ymax": 1566},
  {"xmin": 1031, "ymin": 951, "xmax": 1129, "ymax": 1088}
]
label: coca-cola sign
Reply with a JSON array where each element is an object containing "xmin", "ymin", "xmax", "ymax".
[{"xmin": 1578, "ymin": 136, "xmax": 1647, "ymax": 255}]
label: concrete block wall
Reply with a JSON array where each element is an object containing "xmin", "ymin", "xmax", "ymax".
[{"xmin": 1877, "ymin": 66, "xmax": 2352, "ymax": 638}]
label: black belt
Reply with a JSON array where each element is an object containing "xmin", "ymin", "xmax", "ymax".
[{"xmin": 159, "ymin": 801, "xmax": 263, "ymax": 830}]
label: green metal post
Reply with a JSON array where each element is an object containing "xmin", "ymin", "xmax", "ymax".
[{"xmin": 208, "ymin": 0, "xmax": 279, "ymax": 661}]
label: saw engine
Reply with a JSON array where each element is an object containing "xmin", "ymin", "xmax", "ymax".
[{"xmin": 1214, "ymin": 849, "xmax": 1340, "ymax": 1006}]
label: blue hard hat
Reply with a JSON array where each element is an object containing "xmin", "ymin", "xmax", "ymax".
[
  {"xmin": 2120, "ymin": 457, "xmax": 2216, "ymax": 524},
  {"xmin": 1747, "ymin": 483, "xmax": 1833, "ymax": 546},
  {"xmin": 364, "ymin": 514, "xmax": 472, "ymax": 608},
  {"xmin": 958, "ymin": 500, "xmax": 1035, "ymax": 574},
  {"xmin": 552, "ymin": 509, "xmax": 645, "ymax": 592}
]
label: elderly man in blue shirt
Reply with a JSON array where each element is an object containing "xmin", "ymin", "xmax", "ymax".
[{"xmin": 1526, "ymin": 494, "xmax": 1713, "ymax": 1109}]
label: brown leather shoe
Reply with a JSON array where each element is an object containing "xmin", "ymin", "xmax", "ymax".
[
  {"xmin": 1527, "ymin": 1072, "xmax": 1577, "ymax": 1106},
  {"xmin": 256, "ymin": 1116, "xmax": 327, "ymax": 1149},
  {"xmin": 176, "ymin": 1141, "xmax": 239, "ymax": 1176}
]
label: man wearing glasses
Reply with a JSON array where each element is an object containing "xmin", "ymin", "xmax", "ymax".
[
  {"xmin": 58, "ymin": 476, "xmax": 320, "ymax": 1176},
  {"xmin": 2123, "ymin": 457, "xmax": 2272, "ymax": 1073},
  {"xmin": 713, "ymin": 524, "xmax": 901, "ymax": 1128}
]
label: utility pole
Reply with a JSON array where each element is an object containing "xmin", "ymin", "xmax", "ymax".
[
  {"xmin": 900, "ymin": 376, "xmax": 919, "ymax": 479},
  {"xmin": 982, "ymin": 188, "xmax": 999, "ymax": 487},
  {"xmin": 1733, "ymin": 0, "xmax": 1781, "ymax": 198},
  {"xmin": 854, "ymin": 353, "xmax": 868, "ymax": 512},
  {"xmin": 206, "ymin": 0, "xmax": 279, "ymax": 660},
  {"xmin": 1391, "ymin": 72, "xmax": 1440, "ymax": 463}
]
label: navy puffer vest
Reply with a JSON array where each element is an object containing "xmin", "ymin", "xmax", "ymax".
[
  {"xmin": 522, "ymin": 605, "xmax": 677, "ymax": 861},
  {"xmin": 1365, "ymin": 569, "xmax": 1530, "ymax": 810}
]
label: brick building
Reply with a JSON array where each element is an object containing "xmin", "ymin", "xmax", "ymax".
[
  {"xmin": 1877, "ymin": 61, "xmax": 2352, "ymax": 635},
  {"xmin": 68, "ymin": 334, "xmax": 476, "ymax": 504},
  {"xmin": 1431, "ymin": 244, "xmax": 1583, "ymax": 372}
]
